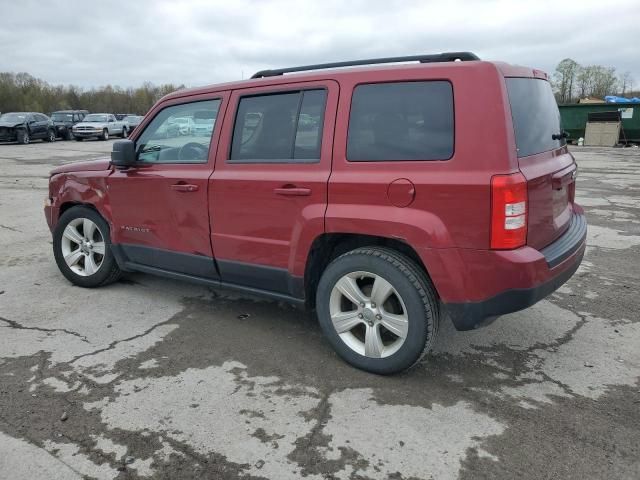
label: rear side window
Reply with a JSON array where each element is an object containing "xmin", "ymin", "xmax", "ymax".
[
  {"xmin": 347, "ymin": 81, "xmax": 454, "ymax": 161},
  {"xmin": 506, "ymin": 78, "xmax": 565, "ymax": 158},
  {"xmin": 230, "ymin": 89, "xmax": 327, "ymax": 163}
]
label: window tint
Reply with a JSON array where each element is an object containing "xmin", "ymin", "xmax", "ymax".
[
  {"xmin": 136, "ymin": 99, "xmax": 220, "ymax": 164},
  {"xmin": 37, "ymin": 114, "xmax": 48, "ymax": 122},
  {"xmin": 295, "ymin": 90, "xmax": 326, "ymax": 159},
  {"xmin": 347, "ymin": 81, "xmax": 454, "ymax": 161},
  {"xmin": 230, "ymin": 89, "xmax": 327, "ymax": 163},
  {"xmin": 506, "ymin": 78, "xmax": 565, "ymax": 158}
]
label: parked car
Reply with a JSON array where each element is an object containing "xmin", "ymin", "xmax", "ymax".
[
  {"xmin": 170, "ymin": 116, "xmax": 195, "ymax": 136},
  {"xmin": 115, "ymin": 113, "xmax": 136, "ymax": 121},
  {"xmin": 122, "ymin": 115, "xmax": 143, "ymax": 133},
  {"xmin": 72, "ymin": 113, "xmax": 128, "ymax": 141},
  {"xmin": 0, "ymin": 112, "xmax": 56, "ymax": 144},
  {"xmin": 44, "ymin": 52, "xmax": 586, "ymax": 374},
  {"xmin": 193, "ymin": 115, "xmax": 215, "ymax": 137},
  {"xmin": 51, "ymin": 110, "xmax": 89, "ymax": 140}
]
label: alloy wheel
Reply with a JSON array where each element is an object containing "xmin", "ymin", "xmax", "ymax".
[
  {"xmin": 60, "ymin": 218, "xmax": 106, "ymax": 276},
  {"xmin": 329, "ymin": 271, "xmax": 409, "ymax": 358}
]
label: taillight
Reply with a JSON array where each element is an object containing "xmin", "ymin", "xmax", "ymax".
[{"xmin": 491, "ymin": 172, "xmax": 528, "ymax": 249}]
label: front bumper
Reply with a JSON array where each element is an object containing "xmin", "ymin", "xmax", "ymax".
[
  {"xmin": 73, "ymin": 130, "xmax": 102, "ymax": 138},
  {"xmin": 441, "ymin": 211, "xmax": 587, "ymax": 330},
  {"xmin": 0, "ymin": 129, "xmax": 17, "ymax": 142}
]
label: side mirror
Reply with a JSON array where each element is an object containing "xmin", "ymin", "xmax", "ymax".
[
  {"xmin": 109, "ymin": 118, "xmax": 115, "ymax": 123},
  {"xmin": 111, "ymin": 140, "xmax": 136, "ymax": 168}
]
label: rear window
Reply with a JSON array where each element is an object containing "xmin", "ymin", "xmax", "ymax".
[
  {"xmin": 347, "ymin": 81, "xmax": 454, "ymax": 161},
  {"xmin": 506, "ymin": 78, "xmax": 565, "ymax": 158}
]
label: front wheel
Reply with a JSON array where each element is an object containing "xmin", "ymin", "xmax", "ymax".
[
  {"xmin": 121, "ymin": 127, "xmax": 127, "ymax": 138},
  {"xmin": 53, "ymin": 206, "xmax": 121, "ymax": 288},
  {"xmin": 65, "ymin": 129, "xmax": 74, "ymax": 140},
  {"xmin": 316, "ymin": 247, "xmax": 439, "ymax": 374},
  {"xmin": 17, "ymin": 130, "xmax": 30, "ymax": 144},
  {"xmin": 100, "ymin": 129, "xmax": 109, "ymax": 141},
  {"xmin": 45, "ymin": 129, "xmax": 56, "ymax": 142}
]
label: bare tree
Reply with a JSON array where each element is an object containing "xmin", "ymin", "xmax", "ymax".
[
  {"xmin": 620, "ymin": 71, "xmax": 634, "ymax": 96},
  {"xmin": 553, "ymin": 58, "xmax": 579, "ymax": 103}
]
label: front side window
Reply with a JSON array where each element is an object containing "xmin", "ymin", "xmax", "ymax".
[
  {"xmin": 135, "ymin": 99, "xmax": 221, "ymax": 164},
  {"xmin": 347, "ymin": 81, "xmax": 454, "ymax": 161},
  {"xmin": 230, "ymin": 89, "xmax": 327, "ymax": 163}
]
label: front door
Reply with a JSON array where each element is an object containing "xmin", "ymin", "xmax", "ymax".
[
  {"xmin": 29, "ymin": 114, "xmax": 47, "ymax": 139},
  {"xmin": 210, "ymin": 80, "xmax": 338, "ymax": 296},
  {"xmin": 107, "ymin": 94, "xmax": 228, "ymax": 279}
]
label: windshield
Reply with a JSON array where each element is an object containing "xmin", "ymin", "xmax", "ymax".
[
  {"xmin": 83, "ymin": 114, "xmax": 109, "ymax": 122},
  {"xmin": 506, "ymin": 78, "xmax": 565, "ymax": 158},
  {"xmin": 52, "ymin": 113, "xmax": 73, "ymax": 121},
  {"xmin": 0, "ymin": 113, "xmax": 26, "ymax": 122},
  {"xmin": 194, "ymin": 118, "xmax": 214, "ymax": 125}
]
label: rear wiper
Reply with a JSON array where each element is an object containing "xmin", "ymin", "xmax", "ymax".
[{"xmin": 552, "ymin": 131, "xmax": 569, "ymax": 140}]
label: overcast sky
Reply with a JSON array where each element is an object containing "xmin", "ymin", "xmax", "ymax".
[{"xmin": 2, "ymin": 0, "xmax": 639, "ymax": 89}]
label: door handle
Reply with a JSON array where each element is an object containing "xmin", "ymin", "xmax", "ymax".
[
  {"xmin": 273, "ymin": 186, "xmax": 312, "ymax": 196},
  {"xmin": 171, "ymin": 183, "xmax": 199, "ymax": 192}
]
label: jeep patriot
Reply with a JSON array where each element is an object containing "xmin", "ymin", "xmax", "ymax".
[{"xmin": 44, "ymin": 52, "xmax": 586, "ymax": 374}]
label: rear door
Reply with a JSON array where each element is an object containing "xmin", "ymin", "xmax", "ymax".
[
  {"xmin": 506, "ymin": 77, "xmax": 576, "ymax": 250},
  {"xmin": 210, "ymin": 80, "xmax": 338, "ymax": 296}
]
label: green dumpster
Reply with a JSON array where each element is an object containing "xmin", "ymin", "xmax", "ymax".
[{"xmin": 559, "ymin": 103, "xmax": 640, "ymax": 143}]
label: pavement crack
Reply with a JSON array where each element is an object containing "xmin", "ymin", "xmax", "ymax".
[
  {"xmin": 0, "ymin": 223, "xmax": 21, "ymax": 232},
  {"xmin": 0, "ymin": 316, "xmax": 89, "ymax": 343},
  {"xmin": 68, "ymin": 319, "xmax": 174, "ymax": 364}
]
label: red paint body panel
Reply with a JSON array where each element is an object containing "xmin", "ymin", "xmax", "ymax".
[
  {"xmin": 420, "ymin": 205, "xmax": 585, "ymax": 303},
  {"xmin": 210, "ymin": 80, "xmax": 339, "ymax": 277},
  {"xmin": 518, "ymin": 147, "xmax": 576, "ymax": 250},
  {"xmin": 44, "ymin": 59, "xmax": 585, "ymax": 325}
]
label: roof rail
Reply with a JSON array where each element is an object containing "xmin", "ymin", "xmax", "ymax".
[{"xmin": 251, "ymin": 52, "xmax": 480, "ymax": 79}]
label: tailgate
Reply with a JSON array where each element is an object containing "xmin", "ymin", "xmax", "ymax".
[
  {"xmin": 519, "ymin": 151, "xmax": 576, "ymax": 249},
  {"xmin": 506, "ymin": 77, "xmax": 576, "ymax": 250}
]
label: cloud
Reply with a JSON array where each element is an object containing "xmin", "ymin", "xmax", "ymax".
[{"xmin": 1, "ymin": 0, "xmax": 639, "ymax": 88}]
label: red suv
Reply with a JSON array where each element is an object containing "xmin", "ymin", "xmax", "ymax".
[{"xmin": 45, "ymin": 52, "xmax": 586, "ymax": 374}]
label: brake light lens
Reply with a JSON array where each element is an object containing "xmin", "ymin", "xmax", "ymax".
[{"xmin": 491, "ymin": 172, "xmax": 528, "ymax": 249}]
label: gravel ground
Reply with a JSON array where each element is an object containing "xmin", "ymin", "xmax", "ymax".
[{"xmin": 0, "ymin": 139, "xmax": 639, "ymax": 480}]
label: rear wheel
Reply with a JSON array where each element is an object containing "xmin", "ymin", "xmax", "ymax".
[
  {"xmin": 121, "ymin": 127, "xmax": 127, "ymax": 138},
  {"xmin": 53, "ymin": 206, "xmax": 121, "ymax": 288},
  {"xmin": 316, "ymin": 247, "xmax": 439, "ymax": 374},
  {"xmin": 65, "ymin": 129, "xmax": 74, "ymax": 140},
  {"xmin": 17, "ymin": 130, "xmax": 30, "ymax": 144}
]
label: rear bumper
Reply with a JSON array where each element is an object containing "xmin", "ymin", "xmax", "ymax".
[{"xmin": 440, "ymin": 210, "xmax": 587, "ymax": 330}]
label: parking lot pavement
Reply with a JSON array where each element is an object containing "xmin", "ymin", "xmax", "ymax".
[{"xmin": 0, "ymin": 140, "xmax": 639, "ymax": 480}]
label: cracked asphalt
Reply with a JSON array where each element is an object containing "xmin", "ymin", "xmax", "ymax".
[{"xmin": 1, "ymin": 139, "xmax": 639, "ymax": 480}]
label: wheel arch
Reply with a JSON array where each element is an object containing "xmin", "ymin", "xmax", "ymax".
[{"xmin": 303, "ymin": 233, "xmax": 439, "ymax": 309}]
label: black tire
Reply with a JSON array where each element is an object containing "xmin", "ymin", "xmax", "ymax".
[
  {"xmin": 121, "ymin": 127, "xmax": 128, "ymax": 138},
  {"xmin": 100, "ymin": 129, "xmax": 109, "ymax": 141},
  {"xmin": 53, "ymin": 206, "xmax": 122, "ymax": 288},
  {"xmin": 316, "ymin": 247, "xmax": 439, "ymax": 374},
  {"xmin": 75, "ymin": 137, "xmax": 83, "ymax": 142},
  {"xmin": 17, "ymin": 130, "xmax": 30, "ymax": 144},
  {"xmin": 45, "ymin": 129, "xmax": 56, "ymax": 142},
  {"xmin": 66, "ymin": 129, "xmax": 74, "ymax": 141}
]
